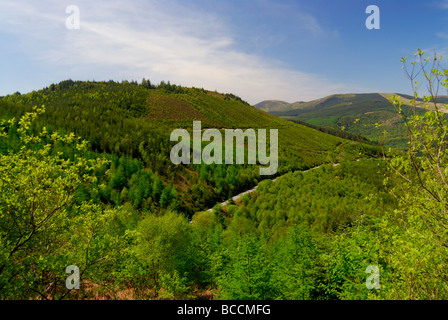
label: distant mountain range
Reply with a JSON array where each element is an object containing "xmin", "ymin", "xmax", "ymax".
[
  {"xmin": 254, "ymin": 100, "xmax": 304, "ymax": 113},
  {"xmin": 255, "ymin": 93, "xmax": 448, "ymax": 149},
  {"xmin": 255, "ymin": 93, "xmax": 448, "ymax": 114}
]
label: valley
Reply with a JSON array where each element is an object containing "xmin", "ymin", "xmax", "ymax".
[
  {"xmin": 2, "ymin": 0, "xmax": 448, "ymax": 306},
  {"xmin": 0, "ymin": 73, "xmax": 447, "ymax": 301}
]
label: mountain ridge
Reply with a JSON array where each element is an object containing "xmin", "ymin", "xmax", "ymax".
[
  {"xmin": 255, "ymin": 92, "xmax": 448, "ymax": 114},
  {"xmin": 255, "ymin": 92, "xmax": 448, "ymax": 149}
]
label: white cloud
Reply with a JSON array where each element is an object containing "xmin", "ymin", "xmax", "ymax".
[{"xmin": 0, "ymin": 0, "xmax": 364, "ymax": 104}]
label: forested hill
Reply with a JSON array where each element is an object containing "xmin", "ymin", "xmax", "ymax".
[
  {"xmin": 255, "ymin": 93, "xmax": 445, "ymax": 149},
  {"xmin": 0, "ymin": 79, "xmax": 379, "ymax": 214}
]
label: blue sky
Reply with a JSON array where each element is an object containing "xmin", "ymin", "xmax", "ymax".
[{"xmin": 0, "ymin": 0, "xmax": 448, "ymax": 104}]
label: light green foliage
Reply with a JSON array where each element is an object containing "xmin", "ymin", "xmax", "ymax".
[
  {"xmin": 270, "ymin": 223, "xmax": 325, "ymax": 300},
  {"xmin": 132, "ymin": 210, "xmax": 194, "ymax": 298},
  {"xmin": 322, "ymin": 221, "xmax": 384, "ymax": 300},
  {"xmin": 381, "ymin": 50, "xmax": 448, "ymax": 299},
  {"xmin": 242, "ymin": 159, "xmax": 391, "ymax": 234},
  {"xmin": 0, "ymin": 107, "xmax": 118, "ymax": 299},
  {"xmin": 217, "ymin": 234, "xmax": 275, "ymax": 300},
  {"xmin": 217, "ymin": 159, "xmax": 396, "ymax": 300},
  {"xmin": 322, "ymin": 50, "xmax": 448, "ymax": 300}
]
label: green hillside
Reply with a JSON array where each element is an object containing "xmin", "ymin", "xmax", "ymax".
[
  {"xmin": 254, "ymin": 100, "xmax": 307, "ymax": 112},
  {"xmin": 0, "ymin": 80, "xmax": 376, "ymax": 215},
  {"xmin": 1, "ymin": 75, "xmax": 447, "ymax": 300},
  {"xmin": 0, "ymin": 79, "xmax": 383, "ymax": 300}
]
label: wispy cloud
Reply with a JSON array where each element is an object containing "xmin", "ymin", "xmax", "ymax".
[
  {"xmin": 437, "ymin": 32, "xmax": 448, "ymax": 39},
  {"xmin": 0, "ymin": 0, "xmax": 363, "ymax": 103}
]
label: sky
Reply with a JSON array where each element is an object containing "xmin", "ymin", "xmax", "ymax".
[{"xmin": 0, "ymin": 0, "xmax": 448, "ymax": 105}]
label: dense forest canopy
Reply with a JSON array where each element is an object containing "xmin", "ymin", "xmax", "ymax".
[
  {"xmin": 0, "ymin": 79, "xmax": 378, "ymax": 215},
  {"xmin": 1, "ymin": 48, "xmax": 448, "ymax": 300}
]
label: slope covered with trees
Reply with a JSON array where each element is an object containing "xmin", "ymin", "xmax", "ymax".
[
  {"xmin": 0, "ymin": 109, "xmax": 386, "ymax": 299},
  {"xmin": 0, "ymin": 79, "xmax": 376, "ymax": 215},
  {"xmin": 2, "ymin": 48, "xmax": 447, "ymax": 300}
]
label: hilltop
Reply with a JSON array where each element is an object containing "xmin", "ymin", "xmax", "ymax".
[
  {"xmin": 254, "ymin": 100, "xmax": 299, "ymax": 113},
  {"xmin": 0, "ymin": 80, "xmax": 378, "ymax": 215}
]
